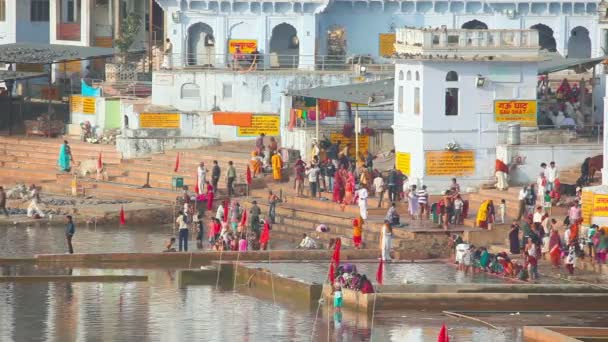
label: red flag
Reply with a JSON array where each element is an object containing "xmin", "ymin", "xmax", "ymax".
[
  {"xmin": 331, "ymin": 238, "xmax": 341, "ymax": 267},
  {"xmin": 97, "ymin": 152, "xmax": 102, "ymax": 170},
  {"xmin": 223, "ymin": 200, "xmax": 229, "ymax": 223},
  {"xmin": 246, "ymin": 165, "xmax": 252, "ymax": 185},
  {"xmin": 328, "ymin": 262, "xmax": 335, "ymax": 283},
  {"xmin": 376, "ymin": 258, "xmax": 384, "ymax": 285},
  {"xmin": 119, "ymin": 206, "xmax": 126, "ymax": 225},
  {"xmin": 194, "ymin": 173, "xmax": 200, "ymax": 195},
  {"xmin": 174, "ymin": 153, "xmax": 180, "ymax": 173},
  {"xmin": 437, "ymin": 324, "xmax": 449, "ymax": 342},
  {"xmin": 240, "ymin": 210, "xmax": 247, "ymax": 226},
  {"xmin": 259, "ymin": 221, "xmax": 270, "ymax": 244}
]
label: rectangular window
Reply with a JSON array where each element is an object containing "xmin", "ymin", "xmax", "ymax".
[
  {"xmin": 447, "ymin": 35, "xmax": 459, "ymax": 45},
  {"xmin": 0, "ymin": 0, "xmax": 6, "ymax": 22},
  {"xmin": 31, "ymin": 0, "xmax": 50, "ymax": 22},
  {"xmin": 432, "ymin": 35, "xmax": 440, "ymax": 45},
  {"xmin": 414, "ymin": 87, "xmax": 420, "ymax": 115},
  {"xmin": 445, "ymin": 88, "xmax": 459, "ymax": 116},
  {"xmin": 398, "ymin": 86, "xmax": 404, "ymax": 113},
  {"xmin": 222, "ymin": 83, "xmax": 232, "ymax": 99}
]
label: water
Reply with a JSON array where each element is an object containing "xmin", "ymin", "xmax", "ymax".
[
  {"xmin": 0, "ymin": 269, "xmax": 525, "ymax": 342},
  {"xmin": 244, "ymin": 261, "xmax": 566, "ymax": 285}
]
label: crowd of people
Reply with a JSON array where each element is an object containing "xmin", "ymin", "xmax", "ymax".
[{"xmin": 331, "ymin": 263, "xmax": 375, "ymax": 312}]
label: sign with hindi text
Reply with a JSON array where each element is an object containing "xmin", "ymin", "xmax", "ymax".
[
  {"xmin": 140, "ymin": 113, "xmax": 181, "ymax": 129},
  {"xmin": 70, "ymin": 95, "xmax": 96, "ymax": 115},
  {"xmin": 425, "ymin": 150, "xmax": 475, "ymax": 176},
  {"xmin": 379, "ymin": 33, "xmax": 396, "ymax": 57},
  {"xmin": 395, "ymin": 152, "xmax": 411, "ymax": 176},
  {"xmin": 494, "ymin": 100, "xmax": 537, "ymax": 126},
  {"xmin": 582, "ymin": 190, "xmax": 594, "ymax": 224},
  {"xmin": 237, "ymin": 115, "xmax": 280, "ymax": 137},
  {"xmin": 329, "ymin": 133, "xmax": 370, "ymax": 158},
  {"xmin": 229, "ymin": 40, "xmax": 257, "ymax": 54},
  {"xmin": 593, "ymin": 194, "xmax": 608, "ymax": 217}
]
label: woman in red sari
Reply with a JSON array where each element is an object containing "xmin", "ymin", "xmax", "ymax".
[
  {"xmin": 259, "ymin": 220, "xmax": 271, "ymax": 250},
  {"xmin": 549, "ymin": 229, "xmax": 561, "ymax": 269},
  {"xmin": 342, "ymin": 174, "xmax": 355, "ymax": 210},
  {"xmin": 205, "ymin": 181, "xmax": 215, "ymax": 211},
  {"xmin": 333, "ymin": 172, "xmax": 344, "ymax": 203}
]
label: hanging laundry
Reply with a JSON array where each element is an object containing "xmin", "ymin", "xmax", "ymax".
[
  {"xmin": 304, "ymin": 97, "xmax": 316, "ymax": 107},
  {"xmin": 288, "ymin": 108, "xmax": 297, "ymax": 131},
  {"xmin": 318, "ymin": 99, "xmax": 338, "ymax": 117}
]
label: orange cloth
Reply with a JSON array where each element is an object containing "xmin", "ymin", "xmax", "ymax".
[
  {"xmin": 495, "ymin": 159, "xmax": 509, "ymax": 174},
  {"xmin": 353, "ymin": 216, "xmax": 363, "ymax": 237},
  {"xmin": 288, "ymin": 109, "xmax": 297, "ymax": 131},
  {"xmin": 213, "ymin": 112, "xmax": 253, "ymax": 126},
  {"xmin": 318, "ymin": 99, "xmax": 338, "ymax": 117}
]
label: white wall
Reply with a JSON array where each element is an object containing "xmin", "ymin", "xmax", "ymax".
[
  {"xmin": 394, "ymin": 60, "xmax": 538, "ymax": 193},
  {"xmin": 496, "ymin": 144, "xmax": 602, "ymax": 185}
]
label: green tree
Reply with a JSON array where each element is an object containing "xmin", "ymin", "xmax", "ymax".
[{"xmin": 115, "ymin": 14, "xmax": 142, "ymax": 54}]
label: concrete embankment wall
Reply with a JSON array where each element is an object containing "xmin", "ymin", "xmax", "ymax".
[
  {"xmin": 35, "ymin": 249, "xmax": 381, "ymax": 267},
  {"xmin": 523, "ymin": 326, "xmax": 608, "ymax": 342}
]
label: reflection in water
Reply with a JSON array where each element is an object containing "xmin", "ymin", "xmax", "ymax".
[{"xmin": 0, "ymin": 270, "xmax": 522, "ymax": 342}]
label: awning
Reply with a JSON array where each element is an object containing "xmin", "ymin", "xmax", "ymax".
[
  {"xmin": 537, "ymin": 53, "xmax": 606, "ymax": 74},
  {"xmin": 286, "ymin": 78, "xmax": 394, "ymax": 106},
  {"xmin": 0, "ymin": 71, "xmax": 47, "ymax": 81},
  {"xmin": 0, "ymin": 43, "xmax": 115, "ymax": 65}
]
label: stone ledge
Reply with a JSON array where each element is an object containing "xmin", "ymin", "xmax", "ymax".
[{"xmin": 0, "ymin": 275, "xmax": 148, "ymax": 283}]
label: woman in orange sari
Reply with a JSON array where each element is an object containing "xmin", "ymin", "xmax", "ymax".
[
  {"xmin": 250, "ymin": 151, "xmax": 262, "ymax": 177},
  {"xmin": 352, "ymin": 216, "xmax": 364, "ymax": 249},
  {"xmin": 341, "ymin": 172, "xmax": 355, "ymax": 210}
]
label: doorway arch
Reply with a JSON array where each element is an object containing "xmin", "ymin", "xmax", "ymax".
[
  {"xmin": 270, "ymin": 23, "xmax": 299, "ymax": 68},
  {"xmin": 530, "ymin": 24, "xmax": 556, "ymax": 52},
  {"xmin": 567, "ymin": 26, "xmax": 591, "ymax": 58},
  {"xmin": 461, "ymin": 19, "xmax": 488, "ymax": 29},
  {"xmin": 188, "ymin": 23, "xmax": 215, "ymax": 66}
]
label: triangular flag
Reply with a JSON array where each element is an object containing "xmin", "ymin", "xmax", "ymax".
[
  {"xmin": 331, "ymin": 238, "xmax": 341, "ymax": 268},
  {"xmin": 97, "ymin": 152, "xmax": 103, "ymax": 170},
  {"xmin": 194, "ymin": 173, "xmax": 200, "ymax": 195},
  {"xmin": 328, "ymin": 262, "xmax": 335, "ymax": 283},
  {"xmin": 437, "ymin": 324, "xmax": 449, "ymax": 342},
  {"xmin": 240, "ymin": 210, "xmax": 247, "ymax": 227},
  {"xmin": 119, "ymin": 206, "xmax": 126, "ymax": 225},
  {"xmin": 376, "ymin": 258, "xmax": 384, "ymax": 285},
  {"xmin": 174, "ymin": 152, "xmax": 180, "ymax": 173},
  {"xmin": 246, "ymin": 165, "xmax": 252, "ymax": 185}
]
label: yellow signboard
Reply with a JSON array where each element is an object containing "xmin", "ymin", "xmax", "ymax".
[
  {"xmin": 140, "ymin": 113, "xmax": 181, "ymax": 129},
  {"xmin": 593, "ymin": 194, "xmax": 608, "ymax": 217},
  {"xmin": 395, "ymin": 152, "xmax": 411, "ymax": 176},
  {"xmin": 494, "ymin": 100, "xmax": 537, "ymax": 126},
  {"xmin": 425, "ymin": 150, "xmax": 475, "ymax": 176},
  {"xmin": 237, "ymin": 115, "xmax": 280, "ymax": 137},
  {"xmin": 379, "ymin": 33, "xmax": 396, "ymax": 57},
  {"xmin": 70, "ymin": 95, "xmax": 96, "ymax": 115},
  {"xmin": 582, "ymin": 190, "xmax": 594, "ymax": 224},
  {"xmin": 329, "ymin": 133, "xmax": 370, "ymax": 158},
  {"xmin": 229, "ymin": 40, "xmax": 257, "ymax": 54}
]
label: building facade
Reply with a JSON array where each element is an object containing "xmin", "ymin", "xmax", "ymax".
[{"xmin": 0, "ymin": 0, "xmax": 50, "ymax": 45}]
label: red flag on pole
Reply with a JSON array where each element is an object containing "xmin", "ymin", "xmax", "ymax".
[
  {"xmin": 194, "ymin": 173, "xmax": 200, "ymax": 195},
  {"xmin": 376, "ymin": 258, "xmax": 384, "ymax": 285},
  {"xmin": 437, "ymin": 324, "xmax": 449, "ymax": 342},
  {"xmin": 174, "ymin": 152, "xmax": 180, "ymax": 173},
  {"xmin": 119, "ymin": 206, "xmax": 126, "ymax": 225},
  {"xmin": 331, "ymin": 238, "xmax": 341, "ymax": 267},
  {"xmin": 328, "ymin": 261, "xmax": 335, "ymax": 283},
  {"xmin": 97, "ymin": 152, "xmax": 103, "ymax": 170},
  {"xmin": 246, "ymin": 165, "xmax": 252, "ymax": 185},
  {"xmin": 240, "ymin": 210, "xmax": 247, "ymax": 226}
]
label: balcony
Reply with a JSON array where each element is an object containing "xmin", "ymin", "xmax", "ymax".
[{"xmin": 57, "ymin": 23, "xmax": 81, "ymax": 41}]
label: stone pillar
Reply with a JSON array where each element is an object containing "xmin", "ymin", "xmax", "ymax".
[{"xmin": 603, "ymin": 79, "xmax": 608, "ymax": 185}]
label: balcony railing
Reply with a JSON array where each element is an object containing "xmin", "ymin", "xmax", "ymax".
[
  {"xmin": 160, "ymin": 52, "xmax": 395, "ymax": 73},
  {"xmin": 57, "ymin": 23, "xmax": 81, "ymax": 41}
]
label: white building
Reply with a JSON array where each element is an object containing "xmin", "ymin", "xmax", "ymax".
[
  {"xmin": 393, "ymin": 28, "xmax": 541, "ymax": 192},
  {"xmin": 0, "ymin": 0, "xmax": 50, "ymax": 45}
]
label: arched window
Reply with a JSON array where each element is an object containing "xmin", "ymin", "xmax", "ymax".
[
  {"xmin": 415, "ymin": 71, "xmax": 420, "ymax": 81},
  {"xmin": 398, "ymin": 70, "xmax": 404, "ymax": 80},
  {"xmin": 446, "ymin": 71, "xmax": 458, "ymax": 81},
  {"xmin": 406, "ymin": 71, "xmax": 412, "ymax": 80},
  {"xmin": 181, "ymin": 83, "xmax": 200, "ymax": 98},
  {"xmin": 261, "ymin": 85, "xmax": 271, "ymax": 103}
]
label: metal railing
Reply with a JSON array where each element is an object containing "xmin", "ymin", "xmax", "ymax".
[
  {"xmin": 159, "ymin": 53, "xmax": 395, "ymax": 73},
  {"xmin": 497, "ymin": 124, "xmax": 603, "ymax": 145},
  {"xmin": 289, "ymin": 110, "xmax": 394, "ymax": 130}
]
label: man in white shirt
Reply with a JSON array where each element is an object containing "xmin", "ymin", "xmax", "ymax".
[
  {"xmin": 305, "ymin": 165, "xmax": 320, "ymax": 198},
  {"xmin": 546, "ymin": 161, "xmax": 558, "ymax": 191},
  {"xmin": 532, "ymin": 206, "xmax": 544, "ymax": 224},
  {"xmin": 298, "ymin": 233, "xmax": 317, "ymax": 249},
  {"xmin": 373, "ymin": 175, "xmax": 385, "ymax": 208},
  {"xmin": 517, "ymin": 186, "xmax": 527, "ymax": 220},
  {"xmin": 197, "ymin": 162, "xmax": 207, "ymax": 193},
  {"xmin": 357, "ymin": 187, "xmax": 369, "ymax": 220}
]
